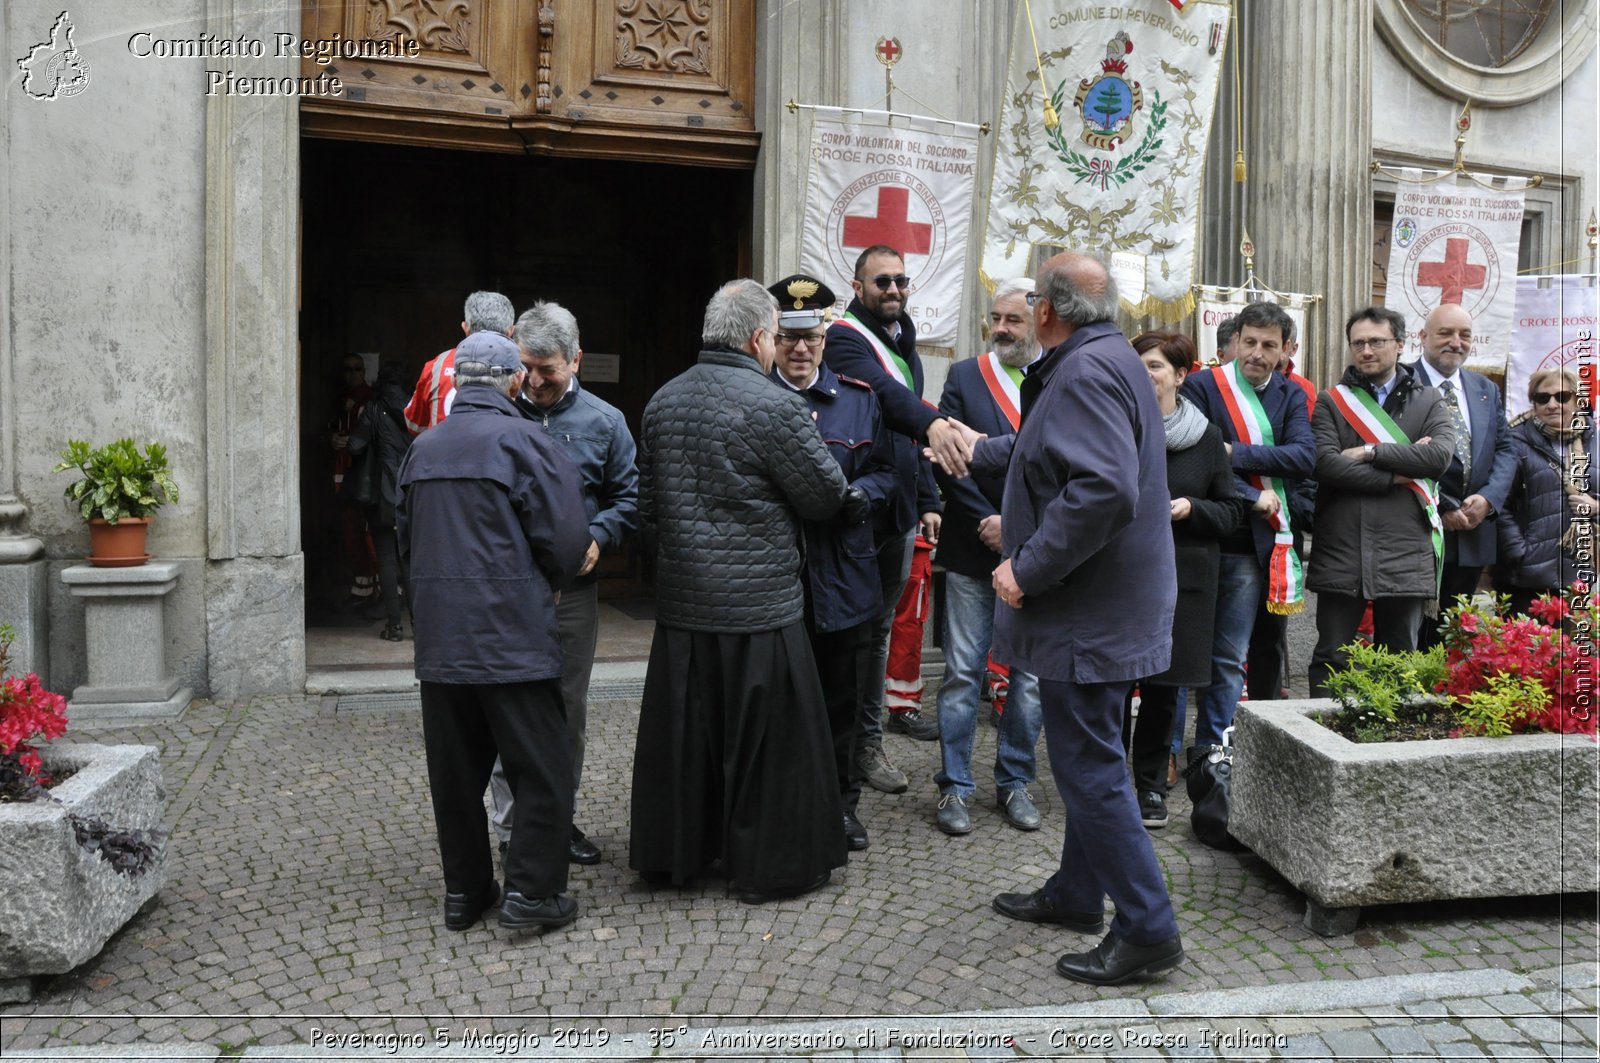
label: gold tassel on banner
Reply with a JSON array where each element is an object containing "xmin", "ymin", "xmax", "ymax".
[{"xmin": 1021, "ymin": 0, "xmax": 1059, "ymax": 130}]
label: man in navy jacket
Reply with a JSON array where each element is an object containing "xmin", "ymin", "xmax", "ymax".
[
  {"xmin": 823, "ymin": 245, "xmax": 980, "ymax": 786},
  {"xmin": 1179, "ymin": 302, "xmax": 1315, "ymax": 750},
  {"xmin": 1408, "ymin": 303, "xmax": 1516, "ymax": 647},
  {"xmin": 768, "ymin": 273, "xmax": 895, "ymax": 853},
  {"xmin": 398, "ymin": 331, "xmax": 590, "ymax": 934},
  {"xmin": 964, "ymin": 252, "xmax": 1183, "ymax": 986}
]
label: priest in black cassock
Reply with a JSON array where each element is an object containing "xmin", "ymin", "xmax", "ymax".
[{"xmin": 629, "ymin": 278, "xmax": 862, "ymax": 904}]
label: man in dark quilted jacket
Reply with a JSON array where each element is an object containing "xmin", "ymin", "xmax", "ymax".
[{"xmin": 629, "ymin": 278, "xmax": 858, "ymax": 904}]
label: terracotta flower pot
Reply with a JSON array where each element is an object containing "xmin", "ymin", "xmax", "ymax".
[{"xmin": 86, "ymin": 517, "xmax": 152, "ymax": 567}]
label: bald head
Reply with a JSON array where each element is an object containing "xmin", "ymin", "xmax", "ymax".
[
  {"xmin": 1420, "ymin": 303, "xmax": 1474, "ymax": 376},
  {"xmin": 1033, "ymin": 251, "xmax": 1120, "ymax": 348}
]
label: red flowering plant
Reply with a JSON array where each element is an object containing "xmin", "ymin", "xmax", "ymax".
[
  {"xmin": 0, "ymin": 623, "xmax": 69, "ymax": 801},
  {"xmin": 1436, "ymin": 582, "xmax": 1599, "ymax": 738}
]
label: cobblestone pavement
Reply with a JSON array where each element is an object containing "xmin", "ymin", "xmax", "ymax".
[{"xmin": 1, "ymin": 689, "xmax": 1595, "ymax": 1059}]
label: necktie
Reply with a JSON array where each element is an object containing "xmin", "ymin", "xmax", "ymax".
[{"xmin": 1440, "ymin": 379, "xmax": 1472, "ymax": 481}]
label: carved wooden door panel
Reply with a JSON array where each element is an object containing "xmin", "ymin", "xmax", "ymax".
[
  {"xmin": 301, "ymin": 0, "xmax": 757, "ymax": 164},
  {"xmin": 520, "ymin": 0, "xmax": 756, "ymax": 161}
]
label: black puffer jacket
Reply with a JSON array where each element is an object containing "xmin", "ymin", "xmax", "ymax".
[
  {"xmin": 640, "ymin": 347, "xmax": 850, "ymax": 632},
  {"xmin": 1495, "ymin": 417, "xmax": 1597, "ymax": 592}
]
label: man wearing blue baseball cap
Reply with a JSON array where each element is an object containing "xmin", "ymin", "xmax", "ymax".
[{"xmin": 398, "ymin": 330, "xmax": 590, "ymax": 934}]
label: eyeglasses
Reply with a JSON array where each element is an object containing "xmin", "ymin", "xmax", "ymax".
[
  {"xmin": 342, "ymin": 365, "xmax": 365, "ymax": 374},
  {"xmin": 1024, "ymin": 292, "xmax": 1042, "ymax": 308},
  {"xmin": 1533, "ymin": 390, "xmax": 1576, "ymax": 405},
  {"xmin": 1348, "ymin": 337, "xmax": 1397, "ymax": 352},
  {"xmin": 776, "ymin": 331, "xmax": 825, "ymax": 349},
  {"xmin": 867, "ymin": 274, "xmax": 912, "ymax": 292}
]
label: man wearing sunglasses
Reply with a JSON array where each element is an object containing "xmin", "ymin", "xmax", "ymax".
[
  {"xmin": 1307, "ymin": 307, "xmax": 1456, "ymax": 696},
  {"xmin": 824, "ymin": 244, "xmax": 981, "ymax": 790},
  {"xmin": 1407, "ymin": 304, "xmax": 1517, "ymax": 649}
]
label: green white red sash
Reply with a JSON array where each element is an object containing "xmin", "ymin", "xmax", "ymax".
[
  {"xmin": 1326, "ymin": 383, "xmax": 1445, "ymax": 591},
  {"xmin": 1213, "ymin": 361, "xmax": 1305, "ymax": 614},
  {"xmin": 834, "ymin": 312, "xmax": 913, "ymax": 389},
  {"xmin": 976, "ymin": 352, "xmax": 1022, "ymax": 431}
]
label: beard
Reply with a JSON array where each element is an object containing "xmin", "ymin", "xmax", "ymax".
[{"xmin": 994, "ymin": 336, "xmax": 1034, "ymax": 367}]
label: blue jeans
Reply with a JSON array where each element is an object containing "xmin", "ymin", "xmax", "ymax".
[
  {"xmin": 1193, "ymin": 551, "xmax": 1263, "ymax": 749},
  {"xmin": 934, "ymin": 571, "xmax": 1042, "ymax": 797}
]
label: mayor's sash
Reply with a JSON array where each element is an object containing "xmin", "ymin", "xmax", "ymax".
[
  {"xmin": 1213, "ymin": 361, "xmax": 1304, "ymax": 614},
  {"xmin": 1326, "ymin": 384, "xmax": 1445, "ymax": 591},
  {"xmin": 833, "ymin": 312, "xmax": 912, "ymax": 390},
  {"xmin": 976, "ymin": 352, "xmax": 1022, "ymax": 432}
]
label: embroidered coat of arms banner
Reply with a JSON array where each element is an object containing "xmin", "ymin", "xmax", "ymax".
[
  {"xmin": 800, "ymin": 107, "xmax": 981, "ymax": 347},
  {"xmin": 981, "ymin": 0, "xmax": 1230, "ymax": 319},
  {"xmin": 1386, "ymin": 172, "xmax": 1528, "ymax": 372}
]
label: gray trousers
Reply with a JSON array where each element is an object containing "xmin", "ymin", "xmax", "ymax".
[
  {"xmin": 490, "ymin": 582, "xmax": 600, "ymax": 843},
  {"xmin": 854, "ymin": 528, "xmax": 917, "ymax": 751}
]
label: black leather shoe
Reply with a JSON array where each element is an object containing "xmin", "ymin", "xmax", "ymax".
[
  {"xmin": 843, "ymin": 810, "xmax": 870, "ymax": 851},
  {"xmin": 568, "ymin": 827, "xmax": 602, "ymax": 865},
  {"xmin": 443, "ymin": 882, "xmax": 500, "ymax": 931},
  {"xmin": 992, "ymin": 888, "xmax": 1104, "ymax": 932},
  {"xmin": 736, "ymin": 870, "xmax": 831, "ymax": 905},
  {"xmin": 1056, "ymin": 931, "xmax": 1184, "ymax": 986},
  {"xmin": 498, "ymin": 891, "xmax": 579, "ymax": 931}
]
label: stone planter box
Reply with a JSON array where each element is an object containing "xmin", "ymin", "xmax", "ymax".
[
  {"xmin": 0, "ymin": 744, "xmax": 167, "ymax": 991},
  {"xmin": 1231, "ymin": 700, "xmax": 1598, "ymax": 935}
]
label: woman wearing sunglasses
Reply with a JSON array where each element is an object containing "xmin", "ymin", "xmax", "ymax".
[{"xmin": 1495, "ymin": 367, "xmax": 1597, "ymax": 614}]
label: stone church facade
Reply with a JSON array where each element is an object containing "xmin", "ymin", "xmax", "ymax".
[{"xmin": 1, "ymin": 0, "xmax": 1593, "ymax": 700}]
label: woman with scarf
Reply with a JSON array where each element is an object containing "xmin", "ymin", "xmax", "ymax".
[
  {"xmin": 1496, "ymin": 367, "xmax": 1598, "ymax": 616},
  {"xmin": 1122, "ymin": 332, "xmax": 1245, "ymax": 829}
]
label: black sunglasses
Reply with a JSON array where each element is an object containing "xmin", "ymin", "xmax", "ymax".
[
  {"xmin": 866, "ymin": 273, "xmax": 912, "ymax": 292},
  {"xmin": 1532, "ymin": 390, "xmax": 1575, "ymax": 405}
]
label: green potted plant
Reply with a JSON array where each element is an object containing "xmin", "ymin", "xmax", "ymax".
[{"xmin": 52, "ymin": 439, "xmax": 179, "ymax": 567}]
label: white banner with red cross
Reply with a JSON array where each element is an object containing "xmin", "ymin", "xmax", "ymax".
[
  {"xmin": 1385, "ymin": 172, "xmax": 1528, "ymax": 372},
  {"xmin": 799, "ymin": 107, "xmax": 981, "ymax": 347},
  {"xmin": 1507, "ymin": 275, "xmax": 1598, "ymax": 420}
]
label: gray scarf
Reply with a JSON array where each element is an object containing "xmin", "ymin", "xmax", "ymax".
[{"xmin": 1164, "ymin": 395, "xmax": 1208, "ymax": 452}]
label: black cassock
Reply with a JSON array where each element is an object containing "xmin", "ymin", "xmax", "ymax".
[{"xmin": 629, "ymin": 620, "xmax": 846, "ymax": 892}]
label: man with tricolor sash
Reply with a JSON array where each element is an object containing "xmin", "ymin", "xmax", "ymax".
[
  {"xmin": 825, "ymin": 244, "xmax": 979, "ymax": 792},
  {"xmin": 1178, "ymin": 302, "xmax": 1315, "ymax": 755},
  {"xmin": 928, "ymin": 278, "xmax": 1045, "ymax": 837},
  {"xmin": 1308, "ymin": 307, "xmax": 1455, "ymax": 697}
]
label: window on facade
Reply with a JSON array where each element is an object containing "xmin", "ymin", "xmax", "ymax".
[{"xmin": 1403, "ymin": 0, "xmax": 1557, "ymax": 68}]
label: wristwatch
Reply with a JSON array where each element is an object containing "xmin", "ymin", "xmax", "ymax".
[{"xmin": 1362, "ymin": 443, "xmax": 1376, "ymax": 462}]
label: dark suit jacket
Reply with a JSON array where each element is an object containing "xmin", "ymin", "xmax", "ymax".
[
  {"xmin": 1410, "ymin": 360, "xmax": 1517, "ymax": 567},
  {"xmin": 824, "ymin": 297, "xmax": 940, "ymax": 536},
  {"xmin": 972, "ymin": 322, "xmax": 1176, "ymax": 684},
  {"xmin": 934, "ymin": 355, "xmax": 1022, "ymax": 580},
  {"xmin": 1180, "ymin": 367, "xmax": 1316, "ymax": 567}
]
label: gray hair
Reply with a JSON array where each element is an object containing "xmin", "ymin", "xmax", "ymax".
[
  {"xmin": 514, "ymin": 302, "xmax": 581, "ymax": 361},
  {"xmin": 702, "ymin": 279, "xmax": 778, "ymax": 350},
  {"xmin": 455, "ymin": 362, "xmax": 524, "ymax": 397},
  {"xmin": 1037, "ymin": 253, "xmax": 1119, "ymax": 327},
  {"xmin": 463, "ymin": 290, "xmax": 515, "ymax": 334},
  {"xmin": 992, "ymin": 277, "xmax": 1036, "ymax": 304}
]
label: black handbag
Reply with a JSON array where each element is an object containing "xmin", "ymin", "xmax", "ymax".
[
  {"xmin": 1184, "ymin": 731, "xmax": 1247, "ymax": 851},
  {"xmin": 345, "ymin": 410, "xmax": 380, "ymax": 508}
]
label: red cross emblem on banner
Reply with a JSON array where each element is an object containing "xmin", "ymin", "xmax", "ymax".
[
  {"xmin": 1416, "ymin": 236, "xmax": 1488, "ymax": 305},
  {"xmin": 875, "ymin": 37, "xmax": 902, "ymax": 67},
  {"xmin": 842, "ymin": 186, "xmax": 933, "ymax": 255}
]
